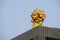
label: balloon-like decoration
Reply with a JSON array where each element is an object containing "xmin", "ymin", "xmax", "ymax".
[{"xmin": 30, "ymin": 8, "xmax": 46, "ymax": 29}]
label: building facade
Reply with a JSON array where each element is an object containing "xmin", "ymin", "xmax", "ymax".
[{"xmin": 12, "ymin": 26, "xmax": 60, "ymax": 40}]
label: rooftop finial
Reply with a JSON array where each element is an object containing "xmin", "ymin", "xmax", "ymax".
[{"xmin": 30, "ymin": 8, "xmax": 46, "ymax": 29}]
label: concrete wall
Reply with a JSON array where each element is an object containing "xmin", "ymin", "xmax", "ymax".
[{"xmin": 12, "ymin": 26, "xmax": 60, "ymax": 40}]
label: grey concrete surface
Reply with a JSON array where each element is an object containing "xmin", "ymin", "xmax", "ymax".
[{"xmin": 11, "ymin": 26, "xmax": 60, "ymax": 40}]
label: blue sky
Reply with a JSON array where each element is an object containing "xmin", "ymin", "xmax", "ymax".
[{"xmin": 0, "ymin": 0, "xmax": 60, "ymax": 40}]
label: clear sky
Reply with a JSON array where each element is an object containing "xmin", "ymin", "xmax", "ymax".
[{"xmin": 0, "ymin": 0, "xmax": 60, "ymax": 40}]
